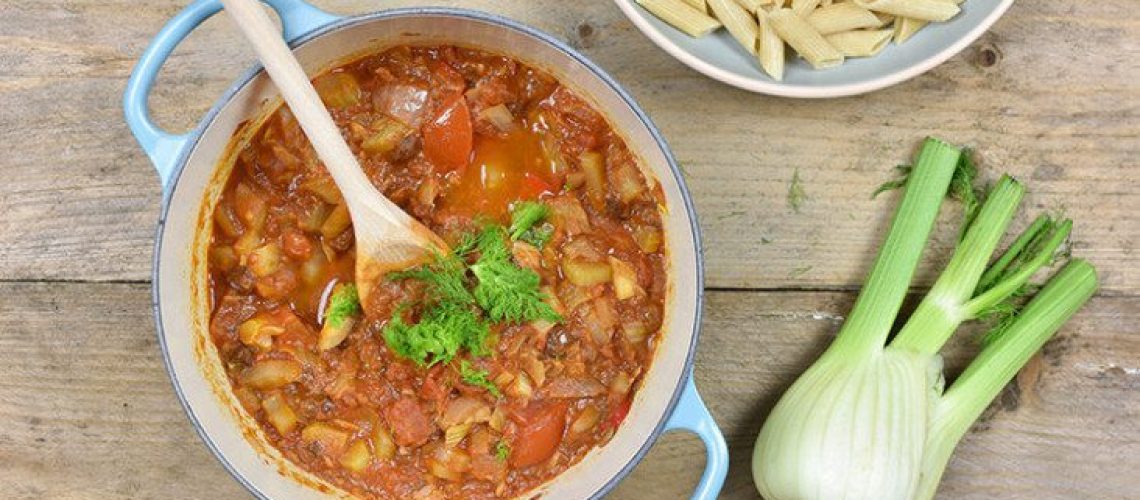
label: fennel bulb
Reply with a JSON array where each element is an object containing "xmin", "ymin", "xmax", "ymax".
[{"xmin": 751, "ymin": 138, "xmax": 1097, "ymax": 500}]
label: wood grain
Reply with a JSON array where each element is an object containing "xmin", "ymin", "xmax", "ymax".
[
  {"xmin": 1, "ymin": 284, "xmax": 1135, "ymax": 499},
  {"xmin": 0, "ymin": 282, "xmax": 246, "ymax": 499},
  {"xmin": 0, "ymin": 0, "xmax": 1136, "ymax": 498},
  {"xmin": 0, "ymin": 0, "xmax": 1136, "ymax": 292}
]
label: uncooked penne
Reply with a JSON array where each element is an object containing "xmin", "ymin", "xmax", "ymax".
[
  {"xmin": 806, "ymin": 2, "xmax": 884, "ymax": 35},
  {"xmin": 732, "ymin": 0, "xmax": 767, "ymax": 14},
  {"xmin": 755, "ymin": 8, "xmax": 785, "ymax": 80},
  {"xmin": 893, "ymin": 16, "xmax": 928, "ymax": 43},
  {"xmin": 825, "ymin": 28, "xmax": 893, "ymax": 57},
  {"xmin": 633, "ymin": 0, "xmax": 970, "ymax": 76},
  {"xmin": 893, "ymin": 0, "xmax": 962, "ymax": 43},
  {"xmin": 791, "ymin": 0, "xmax": 822, "ymax": 16},
  {"xmin": 768, "ymin": 8, "xmax": 844, "ymax": 69},
  {"xmin": 683, "ymin": 0, "xmax": 711, "ymax": 14},
  {"xmin": 637, "ymin": 0, "xmax": 723, "ymax": 37},
  {"xmin": 853, "ymin": 0, "xmax": 959, "ymax": 22},
  {"xmin": 708, "ymin": 0, "xmax": 760, "ymax": 54}
]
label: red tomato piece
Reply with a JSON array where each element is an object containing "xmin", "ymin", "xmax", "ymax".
[
  {"xmin": 509, "ymin": 401, "xmax": 568, "ymax": 468},
  {"xmin": 601, "ymin": 397, "xmax": 631, "ymax": 432},
  {"xmin": 521, "ymin": 172, "xmax": 555, "ymax": 199},
  {"xmin": 423, "ymin": 94, "xmax": 473, "ymax": 172}
]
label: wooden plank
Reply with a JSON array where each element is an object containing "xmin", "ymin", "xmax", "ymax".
[
  {"xmin": 1, "ymin": 283, "xmax": 1135, "ymax": 498},
  {"xmin": 0, "ymin": 282, "xmax": 245, "ymax": 499},
  {"xmin": 0, "ymin": 0, "xmax": 1136, "ymax": 293}
]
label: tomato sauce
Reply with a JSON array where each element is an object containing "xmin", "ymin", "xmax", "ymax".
[
  {"xmin": 206, "ymin": 45, "xmax": 667, "ymax": 499},
  {"xmin": 442, "ymin": 126, "xmax": 560, "ymax": 219}
]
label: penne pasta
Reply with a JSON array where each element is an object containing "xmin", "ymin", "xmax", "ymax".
[
  {"xmin": 893, "ymin": 16, "xmax": 928, "ymax": 43},
  {"xmin": 853, "ymin": 0, "xmax": 959, "ymax": 22},
  {"xmin": 708, "ymin": 0, "xmax": 760, "ymax": 54},
  {"xmin": 732, "ymin": 0, "xmax": 768, "ymax": 14},
  {"xmin": 768, "ymin": 8, "xmax": 844, "ymax": 69},
  {"xmin": 637, "ymin": 0, "xmax": 724, "ymax": 37},
  {"xmin": 825, "ymin": 28, "xmax": 893, "ymax": 57},
  {"xmin": 633, "ymin": 0, "xmax": 969, "ymax": 78},
  {"xmin": 892, "ymin": 0, "xmax": 962, "ymax": 42},
  {"xmin": 791, "ymin": 0, "xmax": 822, "ymax": 17},
  {"xmin": 806, "ymin": 2, "xmax": 884, "ymax": 35},
  {"xmin": 755, "ymin": 8, "xmax": 786, "ymax": 80},
  {"xmin": 683, "ymin": 0, "xmax": 711, "ymax": 14}
]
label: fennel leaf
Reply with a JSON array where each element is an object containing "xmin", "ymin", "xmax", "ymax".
[
  {"xmin": 458, "ymin": 360, "xmax": 501, "ymax": 397},
  {"xmin": 388, "ymin": 251, "xmax": 474, "ymax": 306},
  {"xmin": 787, "ymin": 168, "xmax": 807, "ymax": 213},
  {"xmin": 495, "ymin": 440, "xmax": 511, "ymax": 461},
  {"xmin": 383, "ymin": 223, "xmax": 562, "ymax": 365},
  {"xmin": 324, "ymin": 283, "xmax": 360, "ymax": 329},
  {"xmin": 468, "ymin": 225, "xmax": 561, "ymax": 325},
  {"xmin": 383, "ymin": 302, "xmax": 489, "ymax": 366}
]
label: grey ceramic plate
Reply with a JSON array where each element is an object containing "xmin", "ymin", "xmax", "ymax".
[{"xmin": 613, "ymin": 0, "xmax": 1014, "ymax": 98}]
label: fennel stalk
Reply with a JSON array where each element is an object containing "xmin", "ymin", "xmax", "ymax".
[{"xmin": 751, "ymin": 138, "xmax": 1097, "ymax": 500}]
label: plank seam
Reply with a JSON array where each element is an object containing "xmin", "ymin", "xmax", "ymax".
[{"xmin": 0, "ymin": 281, "xmax": 1130, "ymax": 299}]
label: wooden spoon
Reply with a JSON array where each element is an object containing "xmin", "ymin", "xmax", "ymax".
[{"xmin": 220, "ymin": 0, "xmax": 446, "ymax": 308}]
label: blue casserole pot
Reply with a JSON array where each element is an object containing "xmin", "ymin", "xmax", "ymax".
[{"xmin": 124, "ymin": 1, "xmax": 726, "ymax": 498}]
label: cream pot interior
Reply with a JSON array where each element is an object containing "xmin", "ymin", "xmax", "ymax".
[{"xmin": 154, "ymin": 9, "xmax": 703, "ymax": 499}]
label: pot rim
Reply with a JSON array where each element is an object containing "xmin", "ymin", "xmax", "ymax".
[{"xmin": 150, "ymin": 7, "xmax": 706, "ymax": 499}]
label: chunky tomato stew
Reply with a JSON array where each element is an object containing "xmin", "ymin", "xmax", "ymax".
[{"xmin": 207, "ymin": 45, "xmax": 667, "ymax": 499}]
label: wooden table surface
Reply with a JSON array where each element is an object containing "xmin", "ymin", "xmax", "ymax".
[{"xmin": 1, "ymin": 0, "xmax": 1137, "ymax": 498}]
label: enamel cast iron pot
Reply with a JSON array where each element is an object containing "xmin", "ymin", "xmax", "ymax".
[{"xmin": 124, "ymin": 0, "xmax": 727, "ymax": 498}]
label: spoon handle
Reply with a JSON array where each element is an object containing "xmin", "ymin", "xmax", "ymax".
[{"xmin": 219, "ymin": 0, "xmax": 410, "ymax": 226}]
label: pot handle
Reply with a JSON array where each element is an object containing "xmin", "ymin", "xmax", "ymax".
[
  {"xmin": 664, "ymin": 377, "xmax": 728, "ymax": 500},
  {"xmin": 123, "ymin": 0, "xmax": 338, "ymax": 190}
]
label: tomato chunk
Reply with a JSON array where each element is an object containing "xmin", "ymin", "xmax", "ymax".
[
  {"xmin": 423, "ymin": 94, "xmax": 473, "ymax": 172},
  {"xmin": 439, "ymin": 127, "xmax": 559, "ymax": 218},
  {"xmin": 385, "ymin": 396, "xmax": 435, "ymax": 447},
  {"xmin": 510, "ymin": 401, "xmax": 568, "ymax": 468},
  {"xmin": 601, "ymin": 397, "xmax": 631, "ymax": 432},
  {"xmin": 521, "ymin": 172, "xmax": 555, "ymax": 199}
]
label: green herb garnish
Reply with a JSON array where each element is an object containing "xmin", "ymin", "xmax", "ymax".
[
  {"xmin": 383, "ymin": 302, "xmax": 489, "ymax": 366},
  {"xmin": 509, "ymin": 201, "xmax": 554, "ymax": 248},
  {"xmin": 324, "ymin": 283, "xmax": 360, "ymax": 328},
  {"xmin": 520, "ymin": 224, "xmax": 554, "ymax": 249},
  {"xmin": 495, "ymin": 440, "xmax": 511, "ymax": 462},
  {"xmin": 468, "ymin": 225, "xmax": 561, "ymax": 324},
  {"xmin": 508, "ymin": 201, "xmax": 548, "ymax": 239},
  {"xmin": 458, "ymin": 360, "xmax": 501, "ymax": 397},
  {"xmin": 388, "ymin": 251, "xmax": 474, "ymax": 306},
  {"xmin": 382, "ymin": 223, "xmax": 562, "ymax": 365},
  {"xmin": 787, "ymin": 168, "xmax": 807, "ymax": 213}
]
